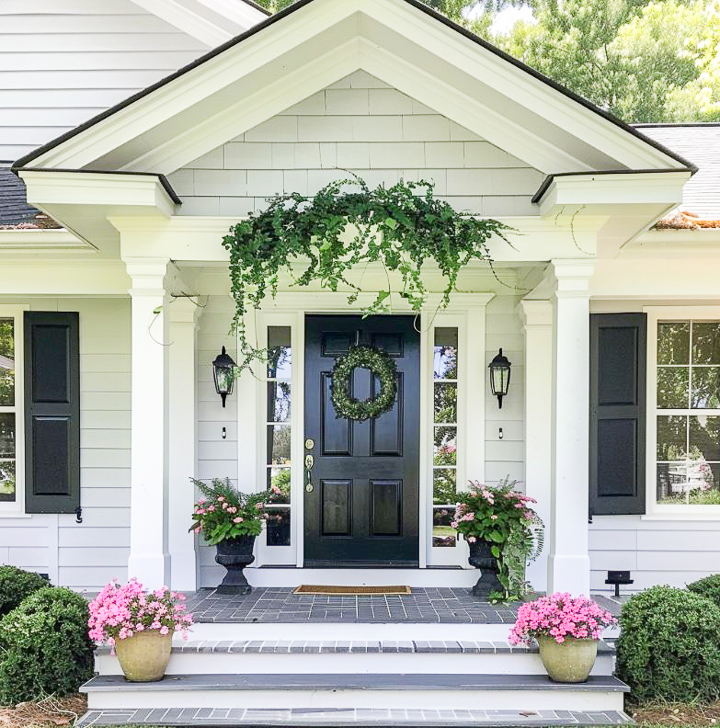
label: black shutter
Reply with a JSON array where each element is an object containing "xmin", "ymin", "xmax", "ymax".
[
  {"xmin": 24, "ymin": 312, "xmax": 80, "ymax": 514},
  {"xmin": 589, "ymin": 313, "xmax": 647, "ymax": 516}
]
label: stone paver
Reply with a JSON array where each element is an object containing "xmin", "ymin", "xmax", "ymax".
[
  {"xmin": 77, "ymin": 707, "xmax": 634, "ymax": 726},
  {"xmin": 182, "ymin": 587, "xmax": 521, "ymax": 623}
]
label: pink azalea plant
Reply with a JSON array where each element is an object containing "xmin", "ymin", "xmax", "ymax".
[
  {"xmin": 88, "ymin": 578, "xmax": 193, "ymax": 647},
  {"xmin": 509, "ymin": 592, "xmax": 616, "ymax": 645},
  {"xmin": 190, "ymin": 477, "xmax": 267, "ymax": 545}
]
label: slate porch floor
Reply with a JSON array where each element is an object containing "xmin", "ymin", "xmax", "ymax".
[{"xmin": 183, "ymin": 588, "xmax": 622, "ymax": 624}]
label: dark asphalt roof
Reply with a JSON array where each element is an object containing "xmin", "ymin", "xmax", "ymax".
[
  {"xmin": 637, "ymin": 124, "xmax": 720, "ymax": 219},
  {"xmin": 0, "ymin": 164, "xmax": 41, "ymax": 227}
]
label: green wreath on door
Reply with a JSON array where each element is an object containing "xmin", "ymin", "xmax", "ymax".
[{"xmin": 330, "ymin": 345, "xmax": 397, "ymax": 421}]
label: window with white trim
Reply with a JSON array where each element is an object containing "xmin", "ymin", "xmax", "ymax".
[
  {"xmin": 265, "ymin": 326, "xmax": 292, "ymax": 545},
  {"xmin": 654, "ymin": 318, "xmax": 720, "ymax": 506},
  {"xmin": 432, "ymin": 327, "xmax": 458, "ymax": 547},
  {"xmin": 0, "ymin": 310, "xmax": 21, "ymax": 511}
]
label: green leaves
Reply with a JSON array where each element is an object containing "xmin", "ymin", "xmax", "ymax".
[{"xmin": 222, "ymin": 176, "xmax": 510, "ymax": 370}]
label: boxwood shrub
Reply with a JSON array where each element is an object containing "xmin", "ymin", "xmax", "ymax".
[
  {"xmin": 687, "ymin": 574, "xmax": 720, "ymax": 608},
  {"xmin": 0, "ymin": 587, "xmax": 94, "ymax": 704},
  {"xmin": 616, "ymin": 585, "xmax": 720, "ymax": 703},
  {"xmin": 0, "ymin": 565, "xmax": 48, "ymax": 616}
]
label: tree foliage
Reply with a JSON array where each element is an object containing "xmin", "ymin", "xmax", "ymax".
[{"xmin": 252, "ymin": 0, "xmax": 720, "ymax": 123}]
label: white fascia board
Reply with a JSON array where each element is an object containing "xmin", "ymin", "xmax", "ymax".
[
  {"xmin": 366, "ymin": 0, "xmax": 686, "ymax": 172},
  {"xmin": 0, "ymin": 229, "xmax": 90, "ymax": 252},
  {"xmin": 536, "ymin": 171, "xmax": 691, "ymax": 218},
  {"xmin": 623, "ymin": 228, "xmax": 720, "ymax": 257},
  {"xmin": 130, "ymin": 0, "xmax": 230, "ymax": 47},
  {"xmin": 127, "ymin": 35, "xmax": 363, "ymax": 174},
  {"xmin": 22, "ymin": 0, "xmax": 356, "ymax": 171},
  {"xmin": 19, "ymin": 171, "xmax": 178, "ymax": 218},
  {"xmin": 20, "ymin": 0, "xmax": 687, "ymax": 176},
  {"xmin": 110, "ymin": 214, "xmax": 604, "ymax": 263},
  {"xmin": 0, "ymin": 260, "xmax": 130, "ymax": 297}
]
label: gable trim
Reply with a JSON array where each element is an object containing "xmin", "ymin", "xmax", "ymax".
[{"xmin": 12, "ymin": 0, "xmax": 694, "ymax": 175}]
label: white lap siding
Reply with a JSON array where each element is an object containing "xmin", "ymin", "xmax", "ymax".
[
  {"xmin": 590, "ymin": 518, "xmax": 720, "ymax": 592},
  {"xmin": 0, "ymin": 0, "xmax": 209, "ymax": 161},
  {"xmin": 196, "ymin": 295, "xmax": 238, "ymax": 587},
  {"xmin": 0, "ymin": 298, "xmax": 131, "ymax": 591},
  {"xmin": 167, "ymin": 71, "xmax": 544, "ymax": 219}
]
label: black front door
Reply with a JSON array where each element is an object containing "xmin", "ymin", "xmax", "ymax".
[{"xmin": 304, "ymin": 315, "xmax": 420, "ymax": 566}]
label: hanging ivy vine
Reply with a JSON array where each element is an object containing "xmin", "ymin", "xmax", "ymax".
[{"xmin": 222, "ymin": 175, "xmax": 511, "ymax": 370}]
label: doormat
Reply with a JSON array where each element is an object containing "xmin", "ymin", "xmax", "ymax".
[{"xmin": 294, "ymin": 585, "xmax": 412, "ymax": 595}]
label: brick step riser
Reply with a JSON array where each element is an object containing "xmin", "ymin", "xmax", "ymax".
[
  {"xmin": 95, "ymin": 651, "xmax": 615, "ymax": 677},
  {"xmin": 86, "ymin": 688, "xmax": 626, "ymax": 713}
]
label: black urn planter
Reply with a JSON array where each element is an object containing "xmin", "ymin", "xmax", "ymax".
[
  {"xmin": 215, "ymin": 536, "xmax": 256, "ymax": 595},
  {"xmin": 467, "ymin": 538, "xmax": 503, "ymax": 599}
]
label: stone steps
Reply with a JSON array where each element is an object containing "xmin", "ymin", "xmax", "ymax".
[
  {"xmin": 81, "ymin": 673, "xmax": 630, "ymax": 713},
  {"xmin": 94, "ymin": 638, "xmax": 616, "ymax": 676}
]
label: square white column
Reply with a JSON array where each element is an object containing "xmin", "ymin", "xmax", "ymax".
[
  {"xmin": 126, "ymin": 259, "xmax": 171, "ymax": 589},
  {"xmin": 168, "ymin": 297, "xmax": 199, "ymax": 590},
  {"xmin": 519, "ymin": 299, "xmax": 553, "ymax": 594},
  {"xmin": 548, "ymin": 260, "xmax": 595, "ymax": 595}
]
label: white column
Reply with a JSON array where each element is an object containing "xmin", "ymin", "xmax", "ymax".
[
  {"xmin": 519, "ymin": 299, "xmax": 553, "ymax": 594},
  {"xmin": 126, "ymin": 259, "xmax": 171, "ymax": 589},
  {"xmin": 168, "ymin": 297, "xmax": 199, "ymax": 590},
  {"xmin": 548, "ymin": 260, "xmax": 595, "ymax": 595}
]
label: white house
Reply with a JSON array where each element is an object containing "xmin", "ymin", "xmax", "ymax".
[{"xmin": 1, "ymin": 0, "xmax": 719, "ymax": 600}]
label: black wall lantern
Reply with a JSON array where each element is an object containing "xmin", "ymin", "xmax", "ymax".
[
  {"xmin": 212, "ymin": 346, "xmax": 237, "ymax": 408},
  {"xmin": 489, "ymin": 348, "xmax": 511, "ymax": 409}
]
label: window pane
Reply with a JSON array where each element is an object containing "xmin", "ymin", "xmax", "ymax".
[
  {"xmin": 0, "ymin": 319, "xmax": 14, "ymax": 407},
  {"xmin": 267, "ymin": 467, "xmax": 291, "ymax": 504},
  {"xmin": 0, "ymin": 460, "xmax": 15, "ymax": 502},
  {"xmin": 433, "ymin": 468, "xmax": 456, "ymax": 505},
  {"xmin": 433, "ymin": 506, "xmax": 456, "ymax": 548},
  {"xmin": 692, "ymin": 322, "xmax": 720, "ymax": 365},
  {"xmin": 657, "ymin": 367, "xmax": 689, "ymax": 408},
  {"xmin": 657, "ymin": 415, "xmax": 687, "ymax": 460},
  {"xmin": 691, "ymin": 368, "xmax": 720, "ymax": 409},
  {"xmin": 267, "ymin": 381, "xmax": 291, "ymax": 422},
  {"xmin": 690, "ymin": 416, "xmax": 720, "ymax": 462},
  {"xmin": 434, "ymin": 328, "xmax": 458, "ymax": 379},
  {"xmin": 0, "ymin": 414, "xmax": 14, "ymax": 458},
  {"xmin": 267, "ymin": 326, "xmax": 292, "ymax": 379},
  {"xmin": 267, "ymin": 425, "xmax": 291, "ymax": 464},
  {"xmin": 657, "ymin": 462, "xmax": 720, "ymax": 505},
  {"xmin": 658, "ymin": 322, "xmax": 690, "ymax": 365},
  {"xmin": 434, "ymin": 383, "xmax": 457, "ymax": 423},
  {"xmin": 265, "ymin": 507, "xmax": 291, "ymax": 546},
  {"xmin": 433, "ymin": 427, "xmax": 457, "ymax": 465}
]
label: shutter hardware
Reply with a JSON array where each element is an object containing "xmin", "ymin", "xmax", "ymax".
[{"xmin": 75, "ymin": 506, "xmax": 83, "ymax": 524}]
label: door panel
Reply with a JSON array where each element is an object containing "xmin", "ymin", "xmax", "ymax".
[{"xmin": 304, "ymin": 315, "xmax": 420, "ymax": 566}]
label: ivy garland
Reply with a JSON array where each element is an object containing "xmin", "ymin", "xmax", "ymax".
[
  {"xmin": 222, "ymin": 176, "xmax": 511, "ymax": 371},
  {"xmin": 331, "ymin": 346, "xmax": 397, "ymax": 421}
]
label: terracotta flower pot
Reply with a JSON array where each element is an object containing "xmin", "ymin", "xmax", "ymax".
[
  {"xmin": 115, "ymin": 630, "xmax": 172, "ymax": 682},
  {"xmin": 467, "ymin": 538, "xmax": 503, "ymax": 598},
  {"xmin": 215, "ymin": 535, "xmax": 256, "ymax": 594},
  {"xmin": 537, "ymin": 634, "xmax": 598, "ymax": 683}
]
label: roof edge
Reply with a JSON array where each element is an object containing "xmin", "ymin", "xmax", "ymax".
[
  {"xmin": 12, "ymin": 0, "xmax": 697, "ymax": 175},
  {"xmin": 17, "ymin": 168, "xmax": 182, "ymax": 206},
  {"xmin": 532, "ymin": 168, "xmax": 694, "ymax": 205}
]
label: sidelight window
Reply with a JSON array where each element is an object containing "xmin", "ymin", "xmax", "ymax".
[
  {"xmin": 266, "ymin": 326, "xmax": 292, "ymax": 544},
  {"xmin": 432, "ymin": 327, "xmax": 458, "ymax": 547}
]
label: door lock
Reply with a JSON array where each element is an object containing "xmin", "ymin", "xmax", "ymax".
[
  {"xmin": 305, "ymin": 438, "xmax": 315, "ymax": 450},
  {"xmin": 305, "ymin": 454, "xmax": 314, "ymax": 470}
]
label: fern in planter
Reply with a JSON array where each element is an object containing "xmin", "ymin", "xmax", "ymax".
[{"xmin": 222, "ymin": 176, "xmax": 511, "ymax": 370}]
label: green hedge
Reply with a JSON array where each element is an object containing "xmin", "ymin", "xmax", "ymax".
[
  {"xmin": 687, "ymin": 574, "xmax": 720, "ymax": 608},
  {"xmin": 0, "ymin": 587, "xmax": 94, "ymax": 704},
  {"xmin": 0, "ymin": 565, "xmax": 48, "ymax": 617},
  {"xmin": 616, "ymin": 585, "xmax": 720, "ymax": 703}
]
